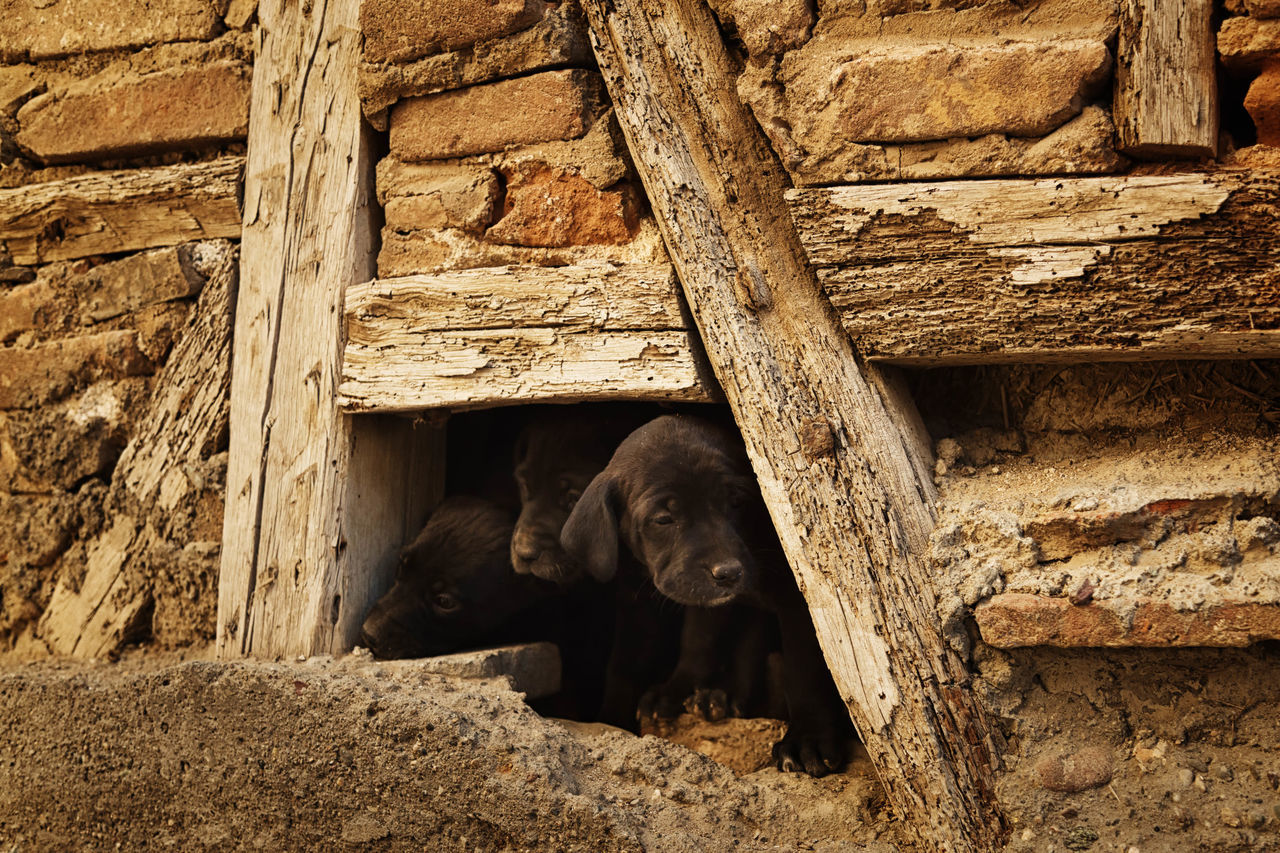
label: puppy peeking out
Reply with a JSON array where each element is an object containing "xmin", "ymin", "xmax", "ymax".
[{"xmin": 559, "ymin": 414, "xmax": 856, "ymax": 777}]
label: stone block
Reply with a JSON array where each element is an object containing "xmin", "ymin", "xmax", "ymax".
[
  {"xmin": 0, "ymin": 65, "xmax": 42, "ymax": 115},
  {"xmin": 975, "ymin": 593, "xmax": 1280, "ymax": 647},
  {"xmin": 78, "ymin": 245, "xmax": 206, "ymax": 324},
  {"xmin": 357, "ymin": 2, "xmax": 590, "ymax": 128},
  {"xmin": 360, "ymin": 0, "xmax": 544, "ymax": 64},
  {"xmin": 486, "ymin": 163, "xmax": 640, "ymax": 247},
  {"xmin": 709, "ymin": 0, "xmax": 813, "ymax": 57},
  {"xmin": 388, "ymin": 70, "xmax": 602, "ymax": 161},
  {"xmin": 0, "ymin": 278, "xmax": 69, "ymax": 343},
  {"xmin": 1244, "ymin": 61, "xmax": 1280, "ymax": 146},
  {"xmin": 358, "ymin": 642, "xmax": 563, "ymax": 700},
  {"xmin": 1219, "ymin": 16, "xmax": 1280, "ymax": 71},
  {"xmin": 0, "ymin": 380, "xmax": 146, "ymax": 493},
  {"xmin": 377, "ymin": 161, "xmax": 501, "ymax": 234},
  {"xmin": 16, "ymin": 61, "xmax": 250, "ymax": 164},
  {"xmin": 777, "ymin": 38, "xmax": 1111, "ymax": 145},
  {"xmin": 0, "ymin": 331, "xmax": 152, "ymax": 409},
  {"xmin": 0, "ymin": 0, "xmax": 221, "ymax": 62}
]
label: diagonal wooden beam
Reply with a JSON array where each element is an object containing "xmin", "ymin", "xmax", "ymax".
[{"xmin": 580, "ymin": 1, "xmax": 1006, "ymax": 849}]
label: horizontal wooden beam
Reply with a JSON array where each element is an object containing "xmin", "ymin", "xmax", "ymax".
[
  {"xmin": 788, "ymin": 172, "xmax": 1280, "ymax": 366},
  {"xmin": 0, "ymin": 157, "xmax": 243, "ymax": 266},
  {"xmin": 338, "ymin": 263, "xmax": 719, "ymax": 411}
]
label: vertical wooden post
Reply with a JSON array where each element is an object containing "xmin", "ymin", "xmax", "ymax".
[
  {"xmin": 1114, "ymin": 0, "xmax": 1219, "ymax": 158},
  {"xmin": 581, "ymin": 1, "xmax": 1006, "ymax": 849},
  {"xmin": 216, "ymin": 0, "xmax": 444, "ymax": 658}
]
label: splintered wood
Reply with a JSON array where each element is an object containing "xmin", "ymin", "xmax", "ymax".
[
  {"xmin": 1114, "ymin": 0, "xmax": 1218, "ymax": 158},
  {"xmin": 339, "ymin": 263, "xmax": 717, "ymax": 411},
  {"xmin": 216, "ymin": 0, "xmax": 442, "ymax": 659},
  {"xmin": 0, "ymin": 158, "xmax": 243, "ymax": 265},
  {"xmin": 788, "ymin": 173, "xmax": 1280, "ymax": 365}
]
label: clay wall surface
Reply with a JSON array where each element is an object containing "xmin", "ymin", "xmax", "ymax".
[{"xmin": 0, "ymin": 0, "xmax": 252, "ymax": 657}]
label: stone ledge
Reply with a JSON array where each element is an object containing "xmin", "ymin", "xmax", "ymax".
[{"xmin": 350, "ymin": 642, "xmax": 562, "ymax": 700}]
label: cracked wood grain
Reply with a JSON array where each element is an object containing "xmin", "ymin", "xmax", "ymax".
[
  {"xmin": 338, "ymin": 264, "xmax": 718, "ymax": 411},
  {"xmin": 582, "ymin": 0, "xmax": 1006, "ymax": 848},
  {"xmin": 216, "ymin": 0, "xmax": 442, "ymax": 660},
  {"xmin": 789, "ymin": 173, "xmax": 1280, "ymax": 364},
  {"xmin": 0, "ymin": 158, "xmax": 242, "ymax": 266}
]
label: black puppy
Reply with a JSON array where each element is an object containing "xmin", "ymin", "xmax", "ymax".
[
  {"xmin": 560, "ymin": 414, "xmax": 854, "ymax": 776},
  {"xmin": 508, "ymin": 405, "xmax": 683, "ymax": 729},
  {"xmin": 359, "ymin": 496, "xmax": 555, "ymax": 659}
]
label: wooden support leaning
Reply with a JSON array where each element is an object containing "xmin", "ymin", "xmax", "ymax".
[
  {"xmin": 339, "ymin": 263, "xmax": 718, "ymax": 411},
  {"xmin": 0, "ymin": 157, "xmax": 243, "ymax": 266},
  {"xmin": 581, "ymin": 1, "xmax": 1006, "ymax": 849},
  {"xmin": 789, "ymin": 173, "xmax": 1280, "ymax": 365},
  {"xmin": 216, "ymin": 0, "xmax": 442, "ymax": 659},
  {"xmin": 1114, "ymin": 0, "xmax": 1218, "ymax": 158}
]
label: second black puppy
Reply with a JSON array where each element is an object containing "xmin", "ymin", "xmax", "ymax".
[{"xmin": 560, "ymin": 414, "xmax": 854, "ymax": 776}]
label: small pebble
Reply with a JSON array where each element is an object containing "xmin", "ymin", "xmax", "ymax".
[
  {"xmin": 1215, "ymin": 764, "xmax": 1234, "ymax": 782},
  {"xmin": 1177, "ymin": 768, "xmax": 1194, "ymax": 787},
  {"xmin": 1194, "ymin": 775, "xmax": 1208, "ymax": 793}
]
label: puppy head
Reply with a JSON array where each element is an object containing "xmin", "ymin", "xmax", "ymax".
[
  {"xmin": 510, "ymin": 410, "xmax": 632, "ymax": 582},
  {"xmin": 359, "ymin": 496, "xmax": 554, "ymax": 659},
  {"xmin": 561, "ymin": 415, "xmax": 762, "ymax": 606}
]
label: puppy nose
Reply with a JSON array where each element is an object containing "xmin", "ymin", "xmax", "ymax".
[
  {"xmin": 710, "ymin": 561, "xmax": 744, "ymax": 587},
  {"xmin": 512, "ymin": 538, "xmax": 542, "ymax": 562}
]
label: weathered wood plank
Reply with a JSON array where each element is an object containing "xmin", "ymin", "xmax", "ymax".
[
  {"xmin": 583, "ymin": 1, "xmax": 1006, "ymax": 849},
  {"xmin": 789, "ymin": 173, "xmax": 1280, "ymax": 365},
  {"xmin": 38, "ymin": 241, "xmax": 237, "ymax": 657},
  {"xmin": 1114, "ymin": 0, "xmax": 1218, "ymax": 158},
  {"xmin": 0, "ymin": 157, "xmax": 243, "ymax": 266},
  {"xmin": 216, "ymin": 0, "xmax": 442, "ymax": 659},
  {"xmin": 338, "ymin": 264, "xmax": 717, "ymax": 411}
]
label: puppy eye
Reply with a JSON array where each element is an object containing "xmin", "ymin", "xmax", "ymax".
[
  {"xmin": 651, "ymin": 513, "xmax": 675, "ymax": 526},
  {"xmin": 563, "ymin": 488, "xmax": 583, "ymax": 510},
  {"xmin": 432, "ymin": 593, "xmax": 461, "ymax": 613}
]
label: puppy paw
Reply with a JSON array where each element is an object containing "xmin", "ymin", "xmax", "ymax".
[
  {"xmin": 637, "ymin": 685, "xmax": 687, "ymax": 722},
  {"xmin": 771, "ymin": 726, "xmax": 847, "ymax": 777},
  {"xmin": 682, "ymin": 687, "xmax": 731, "ymax": 722}
]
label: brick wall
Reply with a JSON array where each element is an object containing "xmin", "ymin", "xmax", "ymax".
[{"xmin": 0, "ymin": 0, "xmax": 251, "ymax": 656}]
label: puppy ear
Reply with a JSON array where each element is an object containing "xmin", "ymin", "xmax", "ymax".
[{"xmin": 559, "ymin": 472, "xmax": 620, "ymax": 582}]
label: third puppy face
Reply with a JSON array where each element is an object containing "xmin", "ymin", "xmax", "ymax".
[{"xmin": 561, "ymin": 415, "xmax": 765, "ymax": 607}]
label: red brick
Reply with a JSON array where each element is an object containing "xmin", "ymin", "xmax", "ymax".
[
  {"xmin": 388, "ymin": 70, "xmax": 601, "ymax": 161},
  {"xmin": 1245, "ymin": 61, "xmax": 1280, "ymax": 147},
  {"xmin": 485, "ymin": 163, "xmax": 640, "ymax": 247},
  {"xmin": 0, "ymin": 0, "xmax": 220, "ymax": 62},
  {"xmin": 15, "ymin": 61, "xmax": 250, "ymax": 164},
  {"xmin": 975, "ymin": 593, "xmax": 1280, "ymax": 648},
  {"xmin": 0, "ymin": 331, "xmax": 153, "ymax": 409},
  {"xmin": 360, "ymin": 0, "xmax": 544, "ymax": 64}
]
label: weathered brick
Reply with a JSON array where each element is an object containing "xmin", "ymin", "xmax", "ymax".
[
  {"xmin": 486, "ymin": 163, "xmax": 640, "ymax": 247},
  {"xmin": 774, "ymin": 39, "xmax": 1110, "ymax": 147},
  {"xmin": 975, "ymin": 593, "xmax": 1280, "ymax": 647},
  {"xmin": 1219, "ymin": 16, "xmax": 1280, "ymax": 71},
  {"xmin": 0, "ymin": 0, "xmax": 221, "ymax": 62},
  {"xmin": 16, "ymin": 61, "xmax": 250, "ymax": 164},
  {"xmin": 0, "ymin": 331, "xmax": 152, "ymax": 409},
  {"xmin": 0, "ymin": 278, "xmax": 69, "ymax": 343},
  {"xmin": 78, "ymin": 246, "xmax": 205, "ymax": 324},
  {"xmin": 1227, "ymin": 0, "xmax": 1280, "ymax": 15},
  {"xmin": 1025, "ymin": 498, "xmax": 1230, "ymax": 561},
  {"xmin": 1245, "ymin": 61, "xmax": 1280, "ymax": 147},
  {"xmin": 388, "ymin": 70, "xmax": 601, "ymax": 161},
  {"xmin": 361, "ymin": 0, "xmax": 544, "ymax": 64},
  {"xmin": 0, "ymin": 65, "xmax": 42, "ymax": 115},
  {"xmin": 709, "ymin": 0, "xmax": 813, "ymax": 57},
  {"xmin": 377, "ymin": 160, "xmax": 501, "ymax": 234}
]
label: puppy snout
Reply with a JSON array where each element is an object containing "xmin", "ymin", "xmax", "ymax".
[
  {"xmin": 709, "ymin": 560, "xmax": 744, "ymax": 587},
  {"xmin": 511, "ymin": 535, "xmax": 543, "ymax": 563}
]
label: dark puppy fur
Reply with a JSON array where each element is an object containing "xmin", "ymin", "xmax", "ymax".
[
  {"xmin": 560, "ymin": 414, "xmax": 855, "ymax": 776},
  {"xmin": 359, "ymin": 495, "xmax": 614, "ymax": 720},
  {"xmin": 508, "ymin": 405, "xmax": 683, "ymax": 729},
  {"xmin": 509, "ymin": 405, "xmax": 653, "ymax": 581},
  {"xmin": 359, "ymin": 496, "xmax": 555, "ymax": 659}
]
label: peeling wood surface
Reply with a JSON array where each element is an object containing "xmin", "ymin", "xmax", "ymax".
[
  {"xmin": 0, "ymin": 158, "xmax": 243, "ymax": 266},
  {"xmin": 38, "ymin": 244, "xmax": 237, "ymax": 658},
  {"xmin": 583, "ymin": 0, "xmax": 1006, "ymax": 848},
  {"xmin": 1114, "ymin": 0, "xmax": 1218, "ymax": 158},
  {"xmin": 789, "ymin": 173, "xmax": 1280, "ymax": 365},
  {"xmin": 216, "ymin": 0, "xmax": 442, "ymax": 660},
  {"xmin": 339, "ymin": 264, "xmax": 717, "ymax": 411}
]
